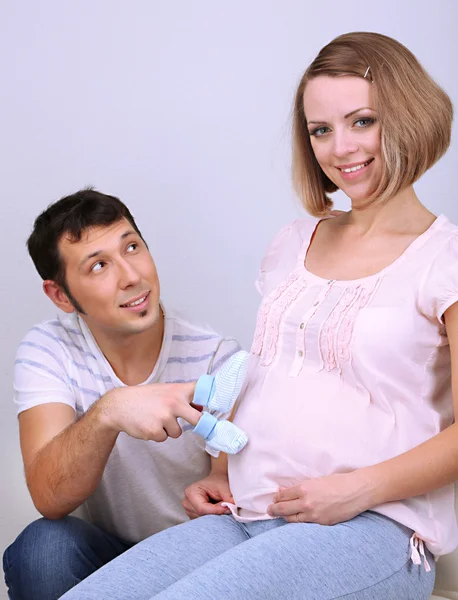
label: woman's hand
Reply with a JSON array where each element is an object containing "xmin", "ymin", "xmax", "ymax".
[
  {"xmin": 182, "ymin": 471, "xmax": 234, "ymax": 519},
  {"xmin": 267, "ymin": 471, "xmax": 373, "ymax": 526}
]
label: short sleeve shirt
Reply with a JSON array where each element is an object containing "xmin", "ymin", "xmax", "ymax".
[{"xmin": 228, "ymin": 215, "xmax": 458, "ymax": 557}]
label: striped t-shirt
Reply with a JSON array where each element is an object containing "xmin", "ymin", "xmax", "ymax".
[{"xmin": 14, "ymin": 306, "xmax": 241, "ymax": 543}]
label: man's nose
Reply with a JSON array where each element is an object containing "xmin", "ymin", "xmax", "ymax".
[{"xmin": 118, "ymin": 259, "xmax": 142, "ymax": 288}]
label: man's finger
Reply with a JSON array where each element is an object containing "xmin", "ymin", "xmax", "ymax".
[
  {"xmin": 177, "ymin": 402, "xmax": 205, "ymax": 427},
  {"xmin": 163, "ymin": 417, "xmax": 183, "ymax": 439},
  {"xmin": 179, "ymin": 382, "xmax": 198, "ymax": 404}
]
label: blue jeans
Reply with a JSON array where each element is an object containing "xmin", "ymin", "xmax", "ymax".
[
  {"xmin": 2, "ymin": 516, "xmax": 132, "ymax": 600},
  {"xmin": 60, "ymin": 511, "xmax": 435, "ymax": 600}
]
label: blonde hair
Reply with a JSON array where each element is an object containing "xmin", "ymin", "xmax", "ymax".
[{"xmin": 292, "ymin": 32, "xmax": 454, "ymax": 216}]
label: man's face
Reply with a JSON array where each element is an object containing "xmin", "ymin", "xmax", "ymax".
[{"xmin": 59, "ymin": 218, "xmax": 161, "ymax": 338}]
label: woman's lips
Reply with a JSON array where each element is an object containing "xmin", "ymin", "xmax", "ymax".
[{"xmin": 336, "ymin": 158, "xmax": 374, "ymax": 181}]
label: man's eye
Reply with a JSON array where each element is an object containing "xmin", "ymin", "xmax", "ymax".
[{"xmin": 91, "ymin": 261, "xmax": 104, "ymax": 272}]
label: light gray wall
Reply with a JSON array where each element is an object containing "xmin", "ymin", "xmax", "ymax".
[{"xmin": 1, "ymin": 1, "xmax": 457, "ymax": 597}]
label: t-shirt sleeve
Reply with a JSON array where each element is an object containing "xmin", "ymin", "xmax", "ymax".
[
  {"xmin": 419, "ymin": 233, "xmax": 458, "ymax": 325},
  {"xmin": 14, "ymin": 328, "xmax": 76, "ymax": 415}
]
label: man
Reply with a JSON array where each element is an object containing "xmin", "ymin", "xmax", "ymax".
[{"xmin": 3, "ymin": 189, "xmax": 240, "ymax": 600}]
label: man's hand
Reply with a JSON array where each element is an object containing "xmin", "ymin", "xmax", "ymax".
[
  {"xmin": 20, "ymin": 382, "xmax": 202, "ymax": 519},
  {"xmin": 182, "ymin": 471, "xmax": 234, "ymax": 519},
  {"xmin": 267, "ymin": 471, "xmax": 372, "ymax": 526},
  {"xmin": 99, "ymin": 382, "xmax": 201, "ymax": 442}
]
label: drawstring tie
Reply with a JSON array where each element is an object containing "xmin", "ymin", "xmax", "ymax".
[{"xmin": 410, "ymin": 534, "xmax": 431, "ymax": 572}]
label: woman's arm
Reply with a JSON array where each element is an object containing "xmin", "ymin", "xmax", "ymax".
[
  {"xmin": 182, "ymin": 453, "xmax": 233, "ymax": 519},
  {"xmin": 268, "ymin": 302, "xmax": 458, "ymax": 525},
  {"xmin": 362, "ymin": 301, "xmax": 458, "ymax": 504}
]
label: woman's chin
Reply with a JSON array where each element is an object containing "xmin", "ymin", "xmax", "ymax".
[{"xmin": 341, "ymin": 184, "xmax": 378, "ymax": 207}]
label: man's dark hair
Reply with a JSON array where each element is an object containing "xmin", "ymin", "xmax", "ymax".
[{"xmin": 27, "ymin": 188, "xmax": 145, "ymax": 312}]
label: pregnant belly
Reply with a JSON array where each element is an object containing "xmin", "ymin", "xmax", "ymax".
[
  {"xmin": 229, "ymin": 372, "xmax": 403, "ymax": 517},
  {"xmin": 236, "ymin": 373, "xmax": 397, "ymax": 471}
]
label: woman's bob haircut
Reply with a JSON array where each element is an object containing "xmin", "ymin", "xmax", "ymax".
[{"xmin": 292, "ymin": 32, "xmax": 454, "ymax": 216}]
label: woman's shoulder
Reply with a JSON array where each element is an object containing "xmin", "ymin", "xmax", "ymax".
[
  {"xmin": 418, "ymin": 216, "xmax": 458, "ymax": 323},
  {"xmin": 267, "ymin": 217, "xmax": 320, "ymax": 250},
  {"xmin": 427, "ymin": 215, "xmax": 458, "ymax": 258},
  {"xmin": 439, "ymin": 216, "xmax": 458, "ymax": 238},
  {"xmin": 255, "ymin": 217, "xmax": 318, "ymax": 295}
]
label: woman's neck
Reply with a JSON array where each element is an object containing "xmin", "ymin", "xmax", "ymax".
[{"xmin": 343, "ymin": 186, "xmax": 434, "ymax": 235}]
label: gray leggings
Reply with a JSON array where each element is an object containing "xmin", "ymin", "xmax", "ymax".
[{"xmin": 60, "ymin": 511, "xmax": 435, "ymax": 600}]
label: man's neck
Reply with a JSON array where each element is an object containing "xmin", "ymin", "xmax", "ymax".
[{"xmin": 83, "ymin": 309, "xmax": 165, "ymax": 386}]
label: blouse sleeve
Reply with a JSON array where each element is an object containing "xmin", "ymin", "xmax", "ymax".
[
  {"xmin": 419, "ymin": 233, "xmax": 458, "ymax": 325},
  {"xmin": 255, "ymin": 219, "xmax": 313, "ymax": 296}
]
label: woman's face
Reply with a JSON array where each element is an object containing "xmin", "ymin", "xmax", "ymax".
[{"xmin": 303, "ymin": 75, "xmax": 382, "ymax": 204}]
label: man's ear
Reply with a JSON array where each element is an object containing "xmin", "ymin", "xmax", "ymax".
[{"xmin": 43, "ymin": 280, "xmax": 75, "ymax": 313}]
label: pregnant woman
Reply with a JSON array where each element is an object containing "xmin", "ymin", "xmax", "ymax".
[{"xmin": 62, "ymin": 31, "xmax": 456, "ymax": 600}]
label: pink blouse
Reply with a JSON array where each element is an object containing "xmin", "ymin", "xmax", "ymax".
[{"xmin": 227, "ymin": 215, "xmax": 458, "ymax": 562}]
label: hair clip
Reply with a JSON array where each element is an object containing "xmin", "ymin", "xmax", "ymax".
[{"xmin": 364, "ymin": 66, "xmax": 371, "ymax": 79}]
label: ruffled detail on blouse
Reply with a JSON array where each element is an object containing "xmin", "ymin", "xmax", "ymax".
[
  {"xmin": 252, "ymin": 272, "xmax": 380, "ymax": 372},
  {"xmin": 319, "ymin": 279, "xmax": 380, "ymax": 372},
  {"xmin": 252, "ymin": 271, "xmax": 308, "ymax": 366}
]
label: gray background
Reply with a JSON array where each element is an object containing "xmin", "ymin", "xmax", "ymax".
[{"xmin": 1, "ymin": 1, "xmax": 457, "ymax": 598}]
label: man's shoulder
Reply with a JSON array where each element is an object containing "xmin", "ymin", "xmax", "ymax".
[
  {"xmin": 18, "ymin": 312, "xmax": 89, "ymax": 359},
  {"xmin": 14, "ymin": 313, "xmax": 93, "ymax": 415},
  {"xmin": 163, "ymin": 307, "xmax": 242, "ymax": 377},
  {"xmin": 166, "ymin": 307, "xmax": 223, "ymax": 341}
]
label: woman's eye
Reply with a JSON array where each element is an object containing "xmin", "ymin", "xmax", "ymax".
[
  {"xmin": 91, "ymin": 261, "xmax": 104, "ymax": 273},
  {"xmin": 310, "ymin": 126, "xmax": 330, "ymax": 138},
  {"xmin": 354, "ymin": 117, "xmax": 375, "ymax": 128},
  {"xmin": 127, "ymin": 243, "xmax": 138, "ymax": 252}
]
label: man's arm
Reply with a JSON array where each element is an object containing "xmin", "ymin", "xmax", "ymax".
[
  {"xmin": 20, "ymin": 382, "xmax": 200, "ymax": 519},
  {"xmin": 20, "ymin": 401, "xmax": 118, "ymax": 519}
]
